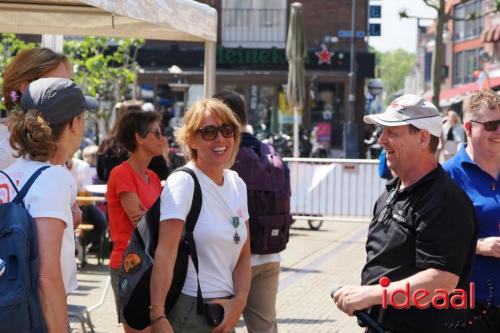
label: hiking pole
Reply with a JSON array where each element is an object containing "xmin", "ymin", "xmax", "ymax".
[{"xmin": 330, "ymin": 286, "xmax": 388, "ymax": 333}]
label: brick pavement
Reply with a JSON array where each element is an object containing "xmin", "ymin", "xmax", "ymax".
[{"xmin": 68, "ymin": 219, "xmax": 369, "ymax": 333}]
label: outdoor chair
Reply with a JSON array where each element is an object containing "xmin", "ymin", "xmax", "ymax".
[{"xmin": 68, "ymin": 276, "xmax": 111, "ymax": 333}]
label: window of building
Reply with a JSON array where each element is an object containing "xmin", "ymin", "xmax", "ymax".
[
  {"xmin": 453, "ymin": 0, "xmax": 484, "ymax": 42},
  {"xmin": 453, "ymin": 48, "xmax": 483, "ymax": 85},
  {"xmin": 222, "ymin": 0, "xmax": 287, "ymax": 48}
]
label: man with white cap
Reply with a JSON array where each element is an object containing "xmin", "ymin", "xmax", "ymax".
[{"xmin": 333, "ymin": 94, "xmax": 478, "ymax": 332}]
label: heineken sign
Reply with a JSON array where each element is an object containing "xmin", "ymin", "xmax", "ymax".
[
  {"xmin": 216, "ymin": 46, "xmax": 374, "ymax": 77},
  {"xmin": 217, "ymin": 47, "xmax": 289, "ymax": 66}
]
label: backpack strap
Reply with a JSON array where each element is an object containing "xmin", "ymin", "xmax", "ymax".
[
  {"xmin": 0, "ymin": 170, "xmax": 20, "ymax": 198},
  {"xmin": 0, "ymin": 165, "xmax": 50, "ymax": 206},
  {"xmin": 12, "ymin": 166, "xmax": 51, "ymax": 205},
  {"xmin": 174, "ymin": 167, "xmax": 204, "ymax": 314}
]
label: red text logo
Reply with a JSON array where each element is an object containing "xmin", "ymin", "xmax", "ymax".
[{"xmin": 379, "ymin": 277, "xmax": 475, "ymax": 310}]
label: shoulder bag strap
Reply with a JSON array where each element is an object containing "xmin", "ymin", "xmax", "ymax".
[
  {"xmin": 174, "ymin": 166, "xmax": 204, "ymax": 314},
  {"xmin": 8, "ymin": 165, "xmax": 51, "ymax": 206}
]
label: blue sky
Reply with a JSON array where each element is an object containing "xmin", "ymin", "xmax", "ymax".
[{"xmin": 368, "ymin": 0, "xmax": 437, "ymax": 53}]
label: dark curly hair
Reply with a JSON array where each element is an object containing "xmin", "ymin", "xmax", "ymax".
[{"xmin": 116, "ymin": 110, "xmax": 161, "ymax": 152}]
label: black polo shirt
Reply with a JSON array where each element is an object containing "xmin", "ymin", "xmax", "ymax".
[{"xmin": 361, "ymin": 165, "xmax": 478, "ymax": 333}]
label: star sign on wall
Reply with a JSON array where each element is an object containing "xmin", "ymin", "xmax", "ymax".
[{"xmin": 315, "ymin": 44, "xmax": 333, "ymax": 65}]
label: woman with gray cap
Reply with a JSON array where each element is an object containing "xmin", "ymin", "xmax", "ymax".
[{"xmin": 0, "ymin": 77, "xmax": 98, "ymax": 332}]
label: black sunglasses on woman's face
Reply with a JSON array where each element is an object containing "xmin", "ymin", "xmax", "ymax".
[{"xmin": 196, "ymin": 124, "xmax": 235, "ymax": 141}]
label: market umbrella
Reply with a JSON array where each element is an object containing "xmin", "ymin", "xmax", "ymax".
[{"xmin": 286, "ymin": 2, "xmax": 306, "ymax": 158}]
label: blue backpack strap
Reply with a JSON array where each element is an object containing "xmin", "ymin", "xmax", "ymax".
[
  {"xmin": 12, "ymin": 165, "xmax": 51, "ymax": 205},
  {"xmin": 0, "ymin": 170, "xmax": 20, "ymax": 197}
]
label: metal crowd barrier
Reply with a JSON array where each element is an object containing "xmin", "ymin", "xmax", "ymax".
[{"xmin": 284, "ymin": 158, "xmax": 386, "ymax": 222}]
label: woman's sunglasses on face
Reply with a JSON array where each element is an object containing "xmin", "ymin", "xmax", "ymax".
[
  {"xmin": 197, "ymin": 124, "xmax": 235, "ymax": 141},
  {"xmin": 471, "ymin": 119, "xmax": 500, "ymax": 132},
  {"xmin": 148, "ymin": 128, "xmax": 164, "ymax": 139}
]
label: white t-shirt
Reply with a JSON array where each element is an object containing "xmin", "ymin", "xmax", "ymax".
[
  {"xmin": 160, "ymin": 162, "xmax": 249, "ymax": 298},
  {"xmin": 68, "ymin": 158, "xmax": 92, "ymax": 190},
  {"xmin": 0, "ymin": 125, "xmax": 16, "ymax": 170},
  {"xmin": 0, "ymin": 159, "xmax": 78, "ymax": 293}
]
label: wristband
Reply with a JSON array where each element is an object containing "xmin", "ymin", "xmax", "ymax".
[{"xmin": 149, "ymin": 304, "xmax": 165, "ymax": 312}]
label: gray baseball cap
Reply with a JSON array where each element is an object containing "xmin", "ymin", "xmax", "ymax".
[
  {"xmin": 363, "ymin": 94, "xmax": 443, "ymax": 137},
  {"xmin": 20, "ymin": 77, "xmax": 99, "ymax": 125}
]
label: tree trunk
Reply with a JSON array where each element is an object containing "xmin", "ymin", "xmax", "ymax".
[{"xmin": 432, "ymin": 0, "xmax": 445, "ymax": 112}]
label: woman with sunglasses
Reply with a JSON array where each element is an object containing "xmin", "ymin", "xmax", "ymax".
[
  {"xmin": 150, "ymin": 98, "xmax": 251, "ymax": 333},
  {"xmin": 444, "ymin": 89, "xmax": 500, "ymax": 333},
  {"xmin": 106, "ymin": 110, "xmax": 164, "ymax": 333}
]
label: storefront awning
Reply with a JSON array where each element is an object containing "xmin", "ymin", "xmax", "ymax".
[
  {"xmin": 438, "ymin": 77, "xmax": 500, "ymax": 107},
  {"xmin": 481, "ymin": 24, "xmax": 500, "ymax": 43}
]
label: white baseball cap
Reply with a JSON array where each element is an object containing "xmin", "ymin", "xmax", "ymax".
[{"xmin": 363, "ymin": 94, "xmax": 443, "ymax": 137}]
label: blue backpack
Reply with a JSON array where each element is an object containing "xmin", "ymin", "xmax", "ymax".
[{"xmin": 0, "ymin": 166, "xmax": 49, "ymax": 333}]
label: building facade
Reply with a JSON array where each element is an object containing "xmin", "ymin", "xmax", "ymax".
[{"xmin": 136, "ymin": 0, "xmax": 374, "ymax": 154}]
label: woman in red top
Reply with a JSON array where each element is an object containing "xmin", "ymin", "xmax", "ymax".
[{"xmin": 107, "ymin": 110, "xmax": 165, "ymax": 333}]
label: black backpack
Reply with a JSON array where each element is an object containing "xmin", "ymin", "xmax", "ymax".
[
  {"xmin": 118, "ymin": 167, "xmax": 203, "ymax": 330},
  {"xmin": 232, "ymin": 143, "xmax": 292, "ymax": 254},
  {"xmin": 0, "ymin": 166, "xmax": 49, "ymax": 333}
]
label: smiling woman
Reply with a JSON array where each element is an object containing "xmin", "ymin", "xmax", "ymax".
[{"xmin": 149, "ymin": 98, "xmax": 251, "ymax": 333}]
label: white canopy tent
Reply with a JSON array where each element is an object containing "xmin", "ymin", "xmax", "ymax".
[{"xmin": 0, "ymin": 0, "xmax": 217, "ymax": 96}]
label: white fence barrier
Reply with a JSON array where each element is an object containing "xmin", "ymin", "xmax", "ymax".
[{"xmin": 284, "ymin": 158, "xmax": 386, "ymax": 220}]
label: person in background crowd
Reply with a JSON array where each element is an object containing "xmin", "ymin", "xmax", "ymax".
[
  {"xmin": 441, "ymin": 110, "xmax": 465, "ymax": 161},
  {"xmin": 0, "ymin": 78, "xmax": 98, "ymax": 332},
  {"xmin": 82, "ymin": 144, "xmax": 99, "ymax": 183},
  {"xmin": 150, "ymin": 98, "xmax": 251, "ymax": 333},
  {"xmin": 0, "ymin": 46, "xmax": 82, "ymax": 228},
  {"xmin": 66, "ymin": 156, "xmax": 107, "ymax": 259},
  {"xmin": 214, "ymin": 91, "xmax": 284, "ymax": 333},
  {"xmin": 107, "ymin": 110, "xmax": 164, "ymax": 333},
  {"xmin": 1, "ymin": 47, "xmax": 72, "ymax": 170},
  {"xmin": 333, "ymin": 94, "xmax": 478, "ymax": 333},
  {"xmin": 444, "ymin": 90, "xmax": 500, "ymax": 333},
  {"xmin": 97, "ymin": 101, "xmax": 170, "ymax": 182}
]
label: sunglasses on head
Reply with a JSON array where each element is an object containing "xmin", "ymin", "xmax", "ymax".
[
  {"xmin": 471, "ymin": 119, "xmax": 500, "ymax": 132},
  {"xmin": 196, "ymin": 124, "xmax": 235, "ymax": 141}
]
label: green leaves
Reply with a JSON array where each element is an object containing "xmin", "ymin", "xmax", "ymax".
[{"xmin": 374, "ymin": 49, "xmax": 415, "ymax": 104}]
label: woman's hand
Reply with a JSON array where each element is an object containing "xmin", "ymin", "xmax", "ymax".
[
  {"xmin": 211, "ymin": 297, "xmax": 246, "ymax": 333},
  {"xmin": 150, "ymin": 316, "xmax": 174, "ymax": 333}
]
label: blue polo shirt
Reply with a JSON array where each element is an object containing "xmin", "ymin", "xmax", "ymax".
[{"xmin": 444, "ymin": 144, "xmax": 500, "ymax": 306}]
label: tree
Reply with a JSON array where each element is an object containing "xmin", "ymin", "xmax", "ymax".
[
  {"xmin": 375, "ymin": 49, "xmax": 415, "ymax": 102},
  {"xmin": 400, "ymin": 0, "xmax": 500, "ymax": 110},
  {"xmin": 64, "ymin": 36, "xmax": 144, "ymax": 134}
]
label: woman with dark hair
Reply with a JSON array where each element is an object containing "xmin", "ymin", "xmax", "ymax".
[
  {"xmin": 106, "ymin": 110, "xmax": 165, "ymax": 333},
  {"xmin": 0, "ymin": 78, "xmax": 97, "ymax": 332}
]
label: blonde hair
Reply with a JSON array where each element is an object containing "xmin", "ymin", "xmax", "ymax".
[
  {"xmin": 175, "ymin": 98, "xmax": 241, "ymax": 168},
  {"xmin": 463, "ymin": 89, "xmax": 500, "ymax": 122},
  {"xmin": 3, "ymin": 47, "xmax": 71, "ymax": 110},
  {"xmin": 8, "ymin": 110, "xmax": 70, "ymax": 162}
]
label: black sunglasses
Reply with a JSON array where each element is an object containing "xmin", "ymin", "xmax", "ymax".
[
  {"xmin": 196, "ymin": 124, "xmax": 235, "ymax": 141},
  {"xmin": 471, "ymin": 119, "xmax": 500, "ymax": 132},
  {"xmin": 147, "ymin": 128, "xmax": 164, "ymax": 139}
]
